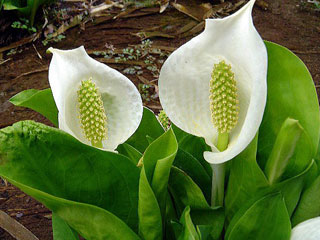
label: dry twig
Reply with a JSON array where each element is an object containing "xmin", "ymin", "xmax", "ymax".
[{"xmin": 0, "ymin": 210, "xmax": 39, "ymax": 240}]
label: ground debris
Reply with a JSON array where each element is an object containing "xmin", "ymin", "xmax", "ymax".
[{"xmin": 0, "ymin": 210, "xmax": 39, "ymax": 240}]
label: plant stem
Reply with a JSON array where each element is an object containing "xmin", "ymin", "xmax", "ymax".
[
  {"xmin": 92, "ymin": 140, "xmax": 103, "ymax": 148},
  {"xmin": 217, "ymin": 132, "xmax": 228, "ymax": 152},
  {"xmin": 211, "ymin": 132, "xmax": 229, "ymax": 207}
]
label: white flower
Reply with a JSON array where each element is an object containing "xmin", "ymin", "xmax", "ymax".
[
  {"xmin": 158, "ymin": 0, "xmax": 267, "ymax": 164},
  {"xmin": 48, "ymin": 46, "xmax": 143, "ymax": 151},
  {"xmin": 291, "ymin": 217, "xmax": 320, "ymax": 240}
]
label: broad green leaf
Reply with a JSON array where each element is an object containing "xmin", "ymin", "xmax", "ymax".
[
  {"xmin": 126, "ymin": 107, "xmax": 164, "ymax": 153},
  {"xmin": 3, "ymin": 0, "xmax": 23, "ymax": 9},
  {"xmin": 166, "ymin": 192, "xmax": 177, "ymax": 221},
  {"xmin": 225, "ymin": 134, "xmax": 269, "ymax": 222},
  {"xmin": 292, "ymin": 175, "xmax": 320, "ymax": 226},
  {"xmin": 165, "ymin": 194, "xmax": 179, "ymax": 240},
  {"xmin": 169, "ymin": 167, "xmax": 210, "ymax": 215},
  {"xmin": 190, "ymin": 208, "xmax": 224, "ymax": 240},
  {"xmin": 3, "ymin": 0, "xmax": 52, "ymax": 25},
  {"xmin": 138, "ymin": 167, "xmax": 162, "ymax": 240},
  {"xmin": 178, "ymin": 206, "xmax": 200, "ymax": 240},
  {"xmin": 169, "ymin": 221, "xmax": 183, "ymax": 239},
  {"xmin": 264, "ymin": 118, "xmax": 304, "ymax": 184},
  {"xmin": 138, "ymin": 128, "xmax": 178, "ymax": 240},
  {"xmin": 270, "ymin": 160, "xmax": 315, "ymax": 217},
  {"xmin": 259, "ymin": 41, "xmax": 320, "ymax": 169},
  {"xmin": 173, "ymin": 125, "xmax": 212, "ymax": 178},
  {"xmin": 225, "ymin": 192, "xmax": 291, "ymax": 240},
  {"xmin": 9, "ymin": 88, "xmax": 58, "ymax": 126},
  {"xmin": 146, "ymin": 135, "xmax": 155, "ymax": 144},
  {"xmin": 173, "ymin": 149, "xmax": 211, "ymax": 203},
  {"xmin": 280, "ymin": 130, "xmax": 313, "ymax": 181},
  {"xmin": 52, "ymin": 213, "xmax": 79, "ymax": 240},
  {"xmin": 117, "ymin": 143, "xmax": 142, "ymax": 165},
  {"xmin": 0, "ymin": 121, "xmax": 140, "ymax": 231},
  {"xmin": 4, "ymin": 178, "xmax": 140, "ymax": 240},
  {"xmin": 172, "ymin": 123, "xmax": 189, "ymax": 142},
  {"xmin": 143, "ymin": 128, "xmax": 178, "ymax": 218},
  {"xmin": 258, "ymin": 160, "xmax": 315, "ymax": 218}
]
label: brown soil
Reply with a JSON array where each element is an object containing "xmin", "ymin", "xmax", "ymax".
[{"xmin": 0, "ymin": 0, "xmax": 319, "ymax": 239}]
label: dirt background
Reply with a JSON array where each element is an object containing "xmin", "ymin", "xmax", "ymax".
[{"xmin": 0, "ymin": 0, "xmax": 320, "ymax": 239}]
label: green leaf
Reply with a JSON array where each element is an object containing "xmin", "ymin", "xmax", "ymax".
[
  {"xmin": 270, "ymin": 160, "xmax": 315, "ymax": 217},
  {"xmin": 52, "ymin": 213, "xmax": 79, "ymax": 240},
  {"xmin": 173, "ymin": 149, "xmax": 211, "ymax": 202},
  {"xmin": 138, "ymin": 128, "xmax": 178, "ymax": 240},
  {"xmin": 8, "ymin": 179, "xmax": 141, "ymax": 239},
  {"xmin": 3, "ymin": 0, "xmax": 52, "ymax": 25},
  {"xmin": 0, "ymin": 121, "xmax": 140, "ymax": 232},
  {"xmin": 9, "ymin": 89, "xmax": 58, "ymax": 127},
  {"xmin": 190, "ymin": 208, "xmax": 224, "ymax": 240},
  {"xmin": 225, "ymin": 192, "xmax": 291, "ymax": 240},
  {"xmin": 165, "ymin": 194, "xmax": 179, "ymax": 240},
  {"xmin": 126, "ymin": 107, "xmax": 164, "ymax": 153},
  {"xmin": 138, "ymin": 167, "xmax": 163, "ymax": 240},
  {"xmin": 225, "ymin": 134, "xmax": 269, "ymax": 223},
  {"xmin": 169, "ymin": 167, "xmax": 210, "ymax": 215},
  {"xmin": 259, "ymin": 41, "xmax": 320, "ymax": 169},
  {"xmin": 169, "ymin": 221, "xmax": 183, "ymax": 239},
  {"xmin": 178, "ymin": 206, "xmax": 200, "ymax": 240},
  {"xmin": 143, "ymin": 128, "xmax": 178, "ymax": 218},
  {"xmin": 264, "ymin": 118, "xmax": 304, "ymax": 184},
  {"xmin": 117, "ymin": 143, "xmax": 142, "ymax": 165},
  {"xmin": 292, "ymin": 175, "xmax": 320, "ymax": 226},
  {"xmin": 173, "ymin": 125, "xmax": 212, "ymax": 178}
]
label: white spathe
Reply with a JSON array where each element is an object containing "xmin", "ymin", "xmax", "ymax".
[
  {"xmin": 291, "ymin": 217, "xmax": 320, "ymax": 240},
  {"xmin": 48, "ymin": 46, "xmax": 143, "ymax": 151},
  {"xmin": 158, "ymin": 0, "xmax": 267, "ymax": 164}
]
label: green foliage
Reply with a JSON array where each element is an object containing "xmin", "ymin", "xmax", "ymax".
[
  {"xmin": 258, "ymin": 41, "xmax": 320, "ymax": 169},
  {"xmin": 126, "ymin": 107, "xmax": 164, "ymax": 153},
  {"xmin": 173, "ymin": 149, "xmax": 212, "ymax": 202},
  {"xmin": 0, "ymin": 121, "xmax": 141, "ymax": 238},
  {"xmin": 264, "ymin": 118, "xmax": 304, "ymax": 184},
  {"xmin": 225, "ymin": 134, "xmax": 269, "ymax": 223},
  {"xmin": 292, "ymin": 174, "xmax": 320, "ymax": 226},
  {"xmin": 52, "ymin": 214, "xmax": 79, "ymax": 240},
  {"xmin": 168, "ymin": 167, "xmax": 224, "ymax": 239},
  {"xmin": 225, "ymin": 193, "xmax": 291, "ymax": 240},
  {"xmin": 225, "ymin": 41, "xmax": 320, "ymax": 239},
  {"xmin": 3, "ymin": 0, "xmax": 53, "ymax": 26},
  {"xmin": 42, "ymin": 34, "xmax": 66, "ymax": 46},
  {"xmin": 11, "ymin": 18, "xmax": 36, "ymax": 32},
  {"xmin": 3, "ymin": 41, "xmax": 320, "ymax": 240},
  {"xmin": 141, "ymin": 128, "xmax": 178, "ymax": 220},
  {"xmin": 9, "ymin": 88, "xmax": 58, "ymax": 126},
  {"xmin": 177, "ymin": 206, "xmax": 201, "ymax": 240}
]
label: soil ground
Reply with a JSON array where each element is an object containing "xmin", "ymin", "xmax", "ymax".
[{"xmin": 0, "ymin": 0, "xmax": 320, "ymax": 239}]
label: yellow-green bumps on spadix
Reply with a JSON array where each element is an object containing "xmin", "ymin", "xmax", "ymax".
[
  {"xmin": 158, "ymin": 110, "xmax": 170, "ymax": 130},
  {"xmin": 210, "ymin": 60, "xmax": 239, "ymax": 133},
  {"xmin": 77, "ymin": 78, "xmax": 107, "ymax": 147}
]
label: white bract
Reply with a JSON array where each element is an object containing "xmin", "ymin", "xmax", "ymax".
[
  {"xmin": 291, "ymin": 217, "xmax": 320, "ymax": 240},
  {"xmin": 48, "ymin": 46, "xmax": 143, "ymax": 151},
  {"xmin": 158, "ymin": 0, "xmax": 267, "ymax": 164}
]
